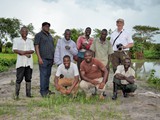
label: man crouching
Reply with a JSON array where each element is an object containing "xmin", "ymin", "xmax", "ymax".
[
  {"xmin": 80, "ymin": 50, "xmax": 109, "ymax": 99},
  {"xmin": 54, "ymin": 55, "xmax": 79, "ymax": 97},
  {"xmin": 112, "ymin": 57, "xmax": 137, "ymax": 100}
]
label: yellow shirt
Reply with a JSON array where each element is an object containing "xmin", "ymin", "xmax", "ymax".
[{"xmin": 115, "ymin": 65, "xmax": 135, "ymax": 85}]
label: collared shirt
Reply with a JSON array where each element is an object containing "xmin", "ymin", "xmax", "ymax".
[
  {"xmin": 56, "ymin": 62, "xmax": 79, "ymax": 79},
  {"xmin": 34, "ymin": 31, "xmax": 54, "ymax": 59},
  {"xmin": 80, "ymin": 58, "xmax": 105, "ymax": 79},
  {"xmin": 90, "ymin": 38, "xmax": 114, "ymax": 65},
  {"xmin": 110, "ymin": 29, "xmax": 133, "ymax": 51},
  {"xmin": 12, "ymin": 37, "xmax": 34, "ymax": 69},
  {"xmin": 77, "ymin": 35, "xmax": 94, "ymax": 52},
  {"xmin": 54, "ymin": 38, "xmax": 78, "ymax": 65},
  {"xmin": 114, "ymin": 65, "xmax": 135, "ymax": 85}
]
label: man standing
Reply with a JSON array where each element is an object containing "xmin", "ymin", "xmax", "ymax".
[
  {"xmin": 34, "ymin": 22, "xmax": 55, "ymax": 97},
  {"xmin": 54, "ymin": 29, "xmax": 78, "ymax": 66},
  {"xmin": 76, "ymin": 27, "xmax": 94, "ymax": 70},
  {"xmin": 110, "ymin": 18, "xmax": 134, "ymax": 72},
  {"xmin": 112, "ymin": 57, "xmax": 137, "ymax": 100},
  {"xmin": 90, "ymin": 29, "xmax": 113, "ymax": 69},
  {"xmin": 13, "ymin": 26, "xmax": 34, "ymax": 99},
  {"xmin": 80, "ymin": 50, "xmax": 109, "ymax": 99},
  {"xmin": 54, "ymin": 55, "xmax": 79, "ymax": 97}
]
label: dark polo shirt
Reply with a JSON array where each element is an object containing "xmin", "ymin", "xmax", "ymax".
[{"xmin": 34, "ymin": 31, "xmax": 54, "ymax": 59}]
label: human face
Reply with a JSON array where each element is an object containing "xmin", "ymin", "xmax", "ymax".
[
  {"xmin": 116, "ymin": 21, "xmax": 124, "ymax": 31},
  {"xmin": 20, "ymin": 28, "xmax": 28, "ymax": 38},
  {"xmin": 84, "ymin": 52, "xmax": 92, "ymax": 63},
  {"xmin": 124, "ymin": 59, "xmax": 131, "ymax": 69},
  {"xmin": 65, "ymin": 31, "xmax": 71, "ymax": 40},
  {"xmin": 85, "ymin": 28, "xmax": 91, "ymax": 36},
  {"xmin": 100, "ymin": 31, "xmax": 107, "ymax": 40},
  {"xmin": 63, "ymin": 57, "xmax": 71, "ymax": 69},
  {"xmin": 42, "ymin": 25, "xmax": 50, "ymax": 33}
]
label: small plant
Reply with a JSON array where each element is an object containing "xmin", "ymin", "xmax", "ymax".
[{"xmin": 147, "ymin": 69, "xmax": 160, "ymax": 89}]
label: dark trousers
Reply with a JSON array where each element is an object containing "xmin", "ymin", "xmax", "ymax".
[
  {"xmin": 39, "ymin": 59, "xmax": 53, "ymax": 96},
  {"xmin": 111, "ymin": 51, "xmax": 129, "ymax": 70},
  {"xmin": 77, "ymin": 57, "xmax": 84, "ymax": 70},
  {"xmin": 16, "ymin": 66, "xmax": 32, "ymax": 84},
  {"xmin": 113, "ymin": 77, "xmax": 137, "ymax": 93}
]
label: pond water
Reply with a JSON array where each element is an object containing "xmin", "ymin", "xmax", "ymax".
[{"xmin": 132, "ymin": 61, "xmax": 160, "ymax": 79}]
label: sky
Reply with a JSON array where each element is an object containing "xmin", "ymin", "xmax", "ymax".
[{"xmin": 0, "ymin": 0, "xmax": 160, "ymax": 42}]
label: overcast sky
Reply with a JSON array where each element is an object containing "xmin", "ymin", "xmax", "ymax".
[{"xmin": 0, "ymin": 0, "xmax": 160, "ymax": 42}]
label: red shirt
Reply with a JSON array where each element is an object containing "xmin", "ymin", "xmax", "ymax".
[
  {"xmin": 80, "ymin": 58, "xmax": 105, "ymax": 79},
  {"xmin": 77, "ymin": 36, "xmax": 94, "ymax": 50}
]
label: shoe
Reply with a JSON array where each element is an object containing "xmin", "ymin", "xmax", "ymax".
[
  {"xmin": 48, "ymin": 90, "xmax": 55, "ymax": 95},
  {"xmin": 112, "ymin": 92, "xmax": 117, "ymax": 100},
  {"xmin": 122, "ymin": 90, "xmax": 128, "ymax": 97}
]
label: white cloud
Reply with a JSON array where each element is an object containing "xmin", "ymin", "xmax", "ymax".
[{"xmin": 0, "ymin": 0, "xmax": 160, "ymax": 42}]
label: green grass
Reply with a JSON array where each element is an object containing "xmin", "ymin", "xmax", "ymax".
[
  {"xmin": 0, "ymin": 53, "xmax": 38, "ymax": 64},
  {"xmin": 26, "ymin": 92, "xmax": 122, "ymax": 120}
]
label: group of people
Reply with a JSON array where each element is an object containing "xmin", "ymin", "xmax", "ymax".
[{"xmin": 12, "ymin": 18, "xmax": 137, "ymax": 100}]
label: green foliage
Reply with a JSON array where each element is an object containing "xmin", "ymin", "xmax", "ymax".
[
  {"xmin": 144, "ymin": 50, "xmax": 160, "ymax": 59},
  {"xmin": 0, "ymin": 58, "xmax": 16, "ymax": 72},
  {"xmin": 133, "ymin": 25, "xmax": 160, "ymax": 43},
  {"xmin": 147, "ymin": 69, "xmax": 160, "ymax": 89},
  {"xmin": 70, "ymin": 28, "xmax": 84, "ymax": 42},
  {"xmin": 93, "ymin": 28, "xmax": 101, "ymax": 38}
]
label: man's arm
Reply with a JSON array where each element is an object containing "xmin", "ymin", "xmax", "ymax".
[
  {"xmin": 123, "ymin": 43, "xmax": 134, "ymax": 49},
  {"xmin": 54, "ymin": 40, "xmax": 61, "ymax": 65},
  {"xmin": 66, "ymin": 76, "xmax": 79, "ymax": 94},
  {"xmin": 35, "ymin": 45, "xmax": 43, "ymax": 65},
  {"xmin": 54, "ymin": 76, "xmax": 60, "ymax": 90},
  {"xmin": 80, "ymin": 71, "xmax": 99, "ymax": 85},
  {"xmin": 115, "ymin": 73, "xmax": 135, "ymax": 84},
  {"xmin": 13, "ymin": 50, "xmax": 34, "ymax": 55},
  {"xmin": 98, "ymin": 67, "xmax": 109, "ymax": 89},
  {"xmin": 68, "ymin": 42, "xmax": 78, "ymax": 56}
]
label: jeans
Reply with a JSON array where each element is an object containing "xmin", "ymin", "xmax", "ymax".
[{"xmin": 39, "ymin": 59, "xmax": 53, "ymax": 96}]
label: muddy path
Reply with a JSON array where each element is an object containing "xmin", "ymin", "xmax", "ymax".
[{"xmin": 0, "ymin": 64, "xmax": 160, "ymax": 120}]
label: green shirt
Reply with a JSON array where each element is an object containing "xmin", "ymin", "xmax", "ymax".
[{"xmin": 90, "ymin": 38, "xmax": 114, "ymax": 65}]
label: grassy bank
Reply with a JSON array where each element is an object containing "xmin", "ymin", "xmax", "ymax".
[{"xmin": 0, "ymin": 53, "xmax": 38, "ymax": 72}]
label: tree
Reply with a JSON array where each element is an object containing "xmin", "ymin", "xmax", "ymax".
[
  {"xmin": 133, "ymin": 25, "xmax": 160, "ymax": 43},
  {"xmin": 70, "ymin": 28, "xmax": 84, "ymax": 42},
  {"xmin": 49, "ymin": 29, "xmax": 61, "ymax": 46},
  {"xmin": 93, "ymin": 28, "xmax": 101, "ymax": 38},
  {"xmin": 0, "ymin": 17, "xmax": 35, "ymax": 52}
]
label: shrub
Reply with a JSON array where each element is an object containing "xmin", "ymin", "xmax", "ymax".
[
  {"xmin": 147, "ymin": 69, "xmax": 160, "ymax": 89},
  {"xmin": 0, "ymin": 58, "xmax": 16, "ymax": 72}
]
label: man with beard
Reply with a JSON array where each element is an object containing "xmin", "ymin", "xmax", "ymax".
[
  {"xmin": 54, "ymin": 55, "xmax": 79, "ymax": 97},
  {"xmin": 112, "ymin": 57, "xmax": 137, "ymax": 100},
  {"xmin": 80, "ymin": 50, "xmax": 109, "ymax": 99}
]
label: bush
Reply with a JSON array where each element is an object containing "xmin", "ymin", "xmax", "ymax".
[
  {"xmin": 147, "ymin": 69, "xmax": 160, "ymax": 89},
  {"xmin": 0, "ymin": 58, "xmax": 16, "ymax": 72},
  {"xmin": 144, "ymin": 50, "xmax": 160, "ymax": 59}
]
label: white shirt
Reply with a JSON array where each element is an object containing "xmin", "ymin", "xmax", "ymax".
[
  {"xmin": 56, "ymin": 62, "xmax": 79, "ymax": 78},
  {"xmin": 54, "ymin": 38, "xmax": 78, "ymax": 65},
  {"xmin": 12, "ymin": 37, "xmax": 34, "ymax": 69},
  {"xmin": 110, "ymin": 29, "xmax": 133, "ymax": 51},
  {"xmin": 114, "ymin": 65, "xmax": 135, "ymax": 85}
]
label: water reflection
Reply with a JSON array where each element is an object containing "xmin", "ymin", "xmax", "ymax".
[{"xmin": 132, "ymin": 61, "xmax": 160, "ymax": 79}]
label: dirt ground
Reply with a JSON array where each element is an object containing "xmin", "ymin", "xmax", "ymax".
[{"xmin": 0, "ymin": 64, "xmax": 160, "ymax": 120}]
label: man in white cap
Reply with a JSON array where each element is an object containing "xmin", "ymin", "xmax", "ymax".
[{"xmin": 110, "ymin": 18, "xmax": 134, "ymax": 73}]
